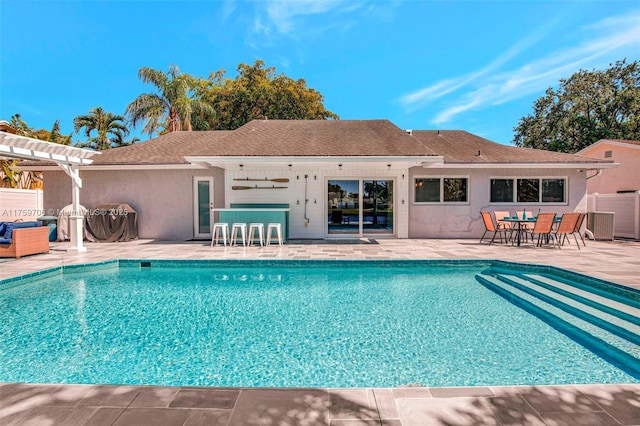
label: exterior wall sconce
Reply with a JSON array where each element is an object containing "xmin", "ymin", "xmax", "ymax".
[
  {"xmin": 239, "ymin": 164, "xmax": 244, "ymax": 169},
  {"xmin": 288, "ymin": 164, "xmax": 292, "ymax": 169},
  {"xmin": 338, "ymin": 164, "xmax": 343, "ymax": 170}
]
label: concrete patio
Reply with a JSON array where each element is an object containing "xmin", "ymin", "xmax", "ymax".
[{"xmin": 1, "ymin": 238, "xmax": 639, "ymax": 425}]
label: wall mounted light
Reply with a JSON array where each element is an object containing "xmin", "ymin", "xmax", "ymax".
[
  {"xmin": 239, "ymin": 164, "xmax": 244, "ymax": 169},
  {"xmin": 288, "ymin": 163, "xmax": 292, "ymax": 170},
  {"xmin": 338, "ymin": 164, "xmax": 343, "ymax": 170}
]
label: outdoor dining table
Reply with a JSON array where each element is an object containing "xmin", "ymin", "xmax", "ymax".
[
  {"xmin": 501, "ymin": 215, "xmax": 561, "ymax": 246},
  {"xmin": 501, "ymin": 216, "xmax": 538, "ymax": 247}
]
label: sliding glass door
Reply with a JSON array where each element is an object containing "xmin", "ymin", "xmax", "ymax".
[
  {"xmin": 363, "ymin": 179, "xmax": 393, "ymax": 234},
  {"xmin": 327, "ymin": 179, "xmax": 393, "ymax": 236}
]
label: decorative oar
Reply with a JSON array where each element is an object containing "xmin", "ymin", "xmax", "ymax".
[
  {"xmin": 233, "ymin": 178, "xmax": 290, "ymax": 183},
  {"xmin": 232, "ymin": 185, "xmax": 288, "ymax": 190}
]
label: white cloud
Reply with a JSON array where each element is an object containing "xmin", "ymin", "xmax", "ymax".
[
  {"xmin": 402, "ymin": 9, "xmax": 640, "ymax": 125},
  {"xmin": 250, "ymin": 0, "xmax": 366, "ymax": 37}
]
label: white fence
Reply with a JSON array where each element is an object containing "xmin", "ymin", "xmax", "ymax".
[
  {"xmin": 0, "ymin": 188, "xmax": 44, "ymax": 221},
  {"xmin": 587, "ymin": 192, "xmax": 640, "ymax": 240}
]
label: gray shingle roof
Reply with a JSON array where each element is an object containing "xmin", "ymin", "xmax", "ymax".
[
  {"xmin": 410, "ymin": 130, "xmax": 614, "ymax": 165},
  {"xmin": 190, "ymin": 119, "xmax": 438, "ymax": 157},
  {"xmin": 23, "ymin": 120, "xmax": 616, "ymax": 166},
  {"xmin": 91, "ymin": 131, "xmax": 232, "ymax": 164}
]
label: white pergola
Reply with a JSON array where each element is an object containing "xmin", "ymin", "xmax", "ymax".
[{"xmin": 0, "ymin": 132, "xmax": 99, "ymax": 253}]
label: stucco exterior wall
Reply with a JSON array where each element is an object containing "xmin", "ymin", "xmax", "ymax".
[
  {"xmin": 223, "ymin": 166, "xmax": 409, "ymax": 239},
  {"xmin": 43, "ymin": 168, "xmax": 225, "ymax": 240},
  {"xmin": 408, "ymin": 167, "xmax": 587, "ymax": 238},
  {"xmin": 580, "ymin": 143, "xmax": 640, "ymax": 194},
  {"xmin": 43, "ymin": 165, "xmax": 588, "ymax": 241}
]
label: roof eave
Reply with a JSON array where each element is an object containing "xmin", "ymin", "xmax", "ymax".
[{"xmin": 424, "ymin": 162, "xmax": 620, "ymax": 169}]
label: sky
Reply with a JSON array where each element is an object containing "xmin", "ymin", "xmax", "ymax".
[{"xmin": 1, "ymin": 0, "xmax": 639, "ymax": 146}]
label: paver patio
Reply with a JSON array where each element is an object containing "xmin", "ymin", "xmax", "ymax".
[{"xmin": 1, "ymin": 238, "xmax": 639, "ymax": 425}]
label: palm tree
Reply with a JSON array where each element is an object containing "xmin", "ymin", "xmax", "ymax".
[
  {"xmin": 73, "ymin": 107, "xmax": 129, "ymax": 150},
  {"xmin": 126, "ymin": 65, "xmax": 214, "ymax": 136}
]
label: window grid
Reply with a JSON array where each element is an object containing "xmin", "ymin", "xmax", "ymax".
[
  {"xmin": 414, "ymin": 177, "xmax": 469, "ymax": 203},
  {"xmin": 490, "ymin": 177, "xmax": 566, "ymax": 204}
]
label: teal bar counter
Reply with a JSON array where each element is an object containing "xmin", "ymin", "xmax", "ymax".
[{"xmin": 212, "ymin": 204, "xmax": 290, "ymax": 241}]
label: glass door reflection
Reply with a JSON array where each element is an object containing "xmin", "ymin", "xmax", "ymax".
[
  {"xmin": 327, "ymin": 180, "xmax": 359, "ymax": 234},
  {"xmin": 363, "ymin": 180, "xmax": 393, "ymax": 234}
]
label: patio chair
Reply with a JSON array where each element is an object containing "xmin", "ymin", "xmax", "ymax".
[
  {"xmin": 516, "ymin": 211, "xmax": 534, "ymax": 242},
  {"xmin": 479, "ymin": 211, "xmax": 509, "ymax": 245},
  {"xmin": 530, "ymin": 212, "xmax": 559, "ymax": 249},
  {"xmin": 494, "ymin": 211, "xmax": 514, "ymax": 241},
  {"xmin": 572, "ymin": 213, "xmax": 587, "ymax": 247},
  {"xmin": 555, "ymin": 213, "xmax": 581, "ymax": 249}
]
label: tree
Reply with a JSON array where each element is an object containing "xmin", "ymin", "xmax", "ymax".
[
  {"xmin": 196, "ymin": 60, "xmax": 339, "ymax": 130},
  {"xmin": 73, "ymin": 107, "xmax": 130, "ymax": 150},
  {"xmin": 513, "ymin": 59, "xmax": 640, "ymax": 153},
  {"xmin": 0, "ymin": 114, "xmax": 68, "ymax": 188},
  {"xmin": 126, "ymin": 65, "xmax": 214, "ymax": 136},
  {"xmin": 9, "ymin": 114, "xmax": 71, "ymax": 145}
]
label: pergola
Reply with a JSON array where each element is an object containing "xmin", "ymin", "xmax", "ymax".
[{"xmin": 0, "ymin": 131, "xmax": 99, "ymax": 253}]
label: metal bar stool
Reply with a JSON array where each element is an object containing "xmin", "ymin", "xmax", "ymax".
[
  {"xmin": 230, "ymin": 223, "xmax": 247, "ymax": 247},
  {"xmin": 247, "ymin": 223, "xmax": 265, "ymax": 246},
  {"xmin": 266, "ymin": 223, "xmax": 283, "ymax": 246},
  {"xmin": 211, "ymin": 223, "xmax": 229, "ymax": 247}
]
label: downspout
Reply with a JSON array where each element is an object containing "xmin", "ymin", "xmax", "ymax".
[{"xmin": 586, "ymin": 169, "xmax": 602, "ymax": 180}]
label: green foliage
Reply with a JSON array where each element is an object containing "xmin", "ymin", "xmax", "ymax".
[
  {"xmin": 73, "ymin": 107, "xmax": 130, "ymax": 150},
  {"xmin": 1, "ymin": 115, "xmax": 66, "ymax": 188},
  {"xmin": 9, "ymin": 114, "xmax": 71, "ymax": 144},
  {"xmin": 195, "ymin": 60, "xmax": 338, "ymax": 130},
  {"xmin": 126, "ymin": 65, "xmax": 214, "ymax": 136},
  {"xmin": 513, "ymin": 59, "xmax": 640, "ymax": 153}
]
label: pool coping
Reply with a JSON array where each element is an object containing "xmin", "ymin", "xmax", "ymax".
[{"xmin": 2, "ymin": 240, "xmax": 639, "ymax": 424}]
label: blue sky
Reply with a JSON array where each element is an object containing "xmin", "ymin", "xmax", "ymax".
[{"xmin": 1, "ymin": 0, "xmax": 639, "ymax": 146}]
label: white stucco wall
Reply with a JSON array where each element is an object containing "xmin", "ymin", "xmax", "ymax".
[
  {"xmin": 43, "ymin": 168, "xmax": 225, "ymax": 240},
  {"xmin": 42, "ymin": 165, "xmax": 588, "ymax": 240},
  {"xmin": 408, "ymin": 167, "xmax": 587, "ymax": 238},
  {"xmin": 223, "ymin": 166, "xmax": 410, "ymax": 239}
]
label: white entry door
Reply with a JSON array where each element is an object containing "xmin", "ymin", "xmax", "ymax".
[{"xmin": 193, "ymin": 177, "xmax": 214, "ymax": 239}]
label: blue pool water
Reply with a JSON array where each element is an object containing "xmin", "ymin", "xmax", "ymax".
[{"xmin": 0, "ymin": 260, "xmax": 638, "ymax": 388}]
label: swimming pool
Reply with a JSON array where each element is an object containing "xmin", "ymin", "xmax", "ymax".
[{"xmin": 1, "ymin": 259, "xmax": 638, "ymax": 388}]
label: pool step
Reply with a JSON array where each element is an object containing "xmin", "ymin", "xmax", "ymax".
[
  {"xmin": 476, "ymin": 274, "xmax": 640, "ymax": 379},
  {"xmin": 521, "ymin": 274, "xmax": 640, "ymax": 323},
  {"xmin": 494, "ymin": 274, "xmax": 640, "ymax": 346}
]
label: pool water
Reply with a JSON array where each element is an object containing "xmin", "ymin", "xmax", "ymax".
[{"xmin": 1, "ymin": 261, "xmax": 638, "ymax": 387}]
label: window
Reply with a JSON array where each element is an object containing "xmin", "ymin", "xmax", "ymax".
[
  {"xmin": 415, "ymin": 177, "xmax": 468, "ymax": 203},
  {"xmin": 542, "ymin": 179, "xmax": 564, "ymax": 202},
  {"xmin": 444, "ymin": 178, "xmax": 467, "ymax": 202},
  {"xmin": 604, "ymin": 150, "xmax": 612, "ymax": 158},
  {"xmin": 490, "ymin": 178, "xmax": 566, "ymax": 203},
  {"xmin": 517, "ymin": 179, "xmax": 539, "ymax": 202},
  {"xmin": 490, "ymin": 179, "xmax": 513, "ymax": 203}
]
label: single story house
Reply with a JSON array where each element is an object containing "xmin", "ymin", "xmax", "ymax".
[
  {"xmin": 576, "ymin": 139, "xmax": 639, "ymax": 194},
  {"xmin": 576, "ymin": 139, "xmax": 640, "ymax": 240},
  {"xmin": 27, "ymin": 119, "xmax": 616, "ymax": 240}
]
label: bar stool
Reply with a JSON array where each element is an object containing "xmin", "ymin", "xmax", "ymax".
[
  {"xmin": 266, "ymin": 223, "xmax": 283, "ymax": 246},
  {"xmin": 230, "ymin": 223, "xmax": 247, "ymax": 247},
  {"xmin": 248, "ymin": 223, "xmax": 265, "ymax": 246},
  {"xmin": 211, "ymin": 223, "xmax": 229, "ymax": 247}
]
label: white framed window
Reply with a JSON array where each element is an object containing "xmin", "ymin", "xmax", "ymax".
[
  {"xmin": 414, "ymin": 177, "xmax": 468, "ymax": 203},
  {"xmin": 490, "ymin": 177, "xmax": 566, "ymax": 203}
]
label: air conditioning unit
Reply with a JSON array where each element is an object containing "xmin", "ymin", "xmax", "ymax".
[{"xmin": 586, "ymin": 211, "xmax": 615, "ymax": 241}]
